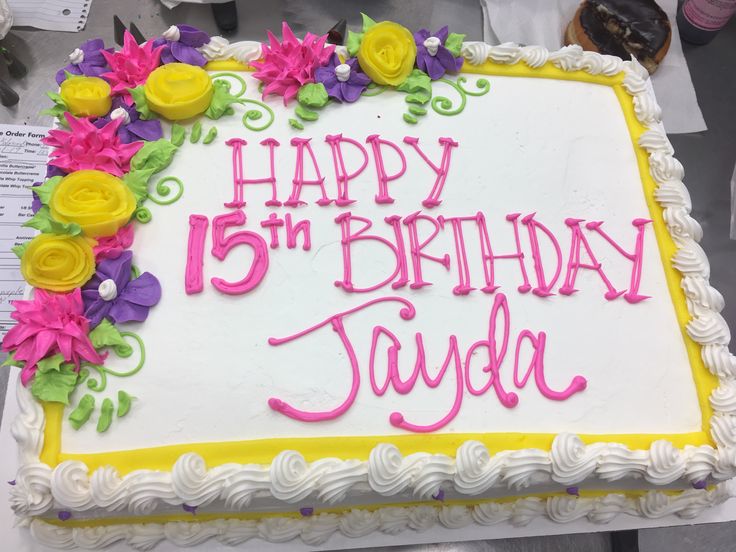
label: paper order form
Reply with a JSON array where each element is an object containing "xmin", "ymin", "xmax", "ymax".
[{"xmin": 0, "ymin": 124, "xmax": 49, "ymax": 336}]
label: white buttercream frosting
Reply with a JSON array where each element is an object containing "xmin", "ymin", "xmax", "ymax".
[
  {"xmin": 162, "ymin": 25, "xmax": 180, "ymax": 42},
  {"xmin": 68, "ymin": 48, "xmax": 84, "ymax": 65},
  {"xmin": 198, "ymin": 36, "xmax": 262, "ymax": 64}
]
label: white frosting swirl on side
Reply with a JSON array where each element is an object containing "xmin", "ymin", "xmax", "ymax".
[
  {"xmin": 702, "ymin": 345, "xmax": 736, "ymax": 378},
  {"xmin": 89, "ymin": 466, "xmax": 129, "ymax": 511},
  {"xmin": 486, "ymin": 43, "xmax": 523, "ymax": 64},
  {"xmin": 125, "ymin": 470, "xmax": 178, "ymax": 516},
  {"xmin": 710, "ymin": 381, "xmax": 736, "ymax": 414},
  {"xmin": 460, "ymin": 41, "xmax": 491, "ymax": 65},
  {"xmin": 368, "ymin": 444, "xmax": 427, "ymax": 496},
  {"xmin": 654, "ymin": 180, "xmax": 692, "ymax": 210},
  {"xmin": 257, "ymin": 517, "xmax": 304, "ymax": 542},
  {"xmin": 672, "ymin": 243, "xmax": 710, "ymax": 278},
  {"xmin": 711, "ymin": 414, "xmax": 736, "ymax": 448},
  {"xmin": 438, "ymin": 505, "xmax": 474, "ymax": 528},
  {"xmin": 454, "ymin": 440, "xmax": 505, "ymax": 493},
  {"xmin": 472, "ymin": 501, "xmax": 513, "ymax": 524},
  {"xmin": 378, "ymin": 507, "xmax": 410, "ymax": 535},
  {"xmin": 172, "ymin": 453, "xmax": 229, "ymax": 506},
  {"xmin": 548, "ymin": 44, "xmax": 584, "ymax": 71},
  {"xmin": 638, "ymin": 129, "xmax": 674, "ymax": 155},
  {"xmin": 300, "ymin": 514, "xmax": 339, "ymax": 545},
  {"xmin": 688, "ymin": 313, "xmax": 731, "ymax": 345},
  {"xmin": 214, "ymin": 519, "xmax": 258, "ymax": 546},
  {"xmin": 198, "ymin": 36, "xmax": 262, "ymax": 64},
  {"xmin": 510, "ymin": 496, "xmax": 546, "ymax": 526},
  {"xmin": 633, "ymin": 92, "xmax": 662, "ymax": 125},
  {"xmin": 270, "ymin": 451, "xmax": 339, "ymax": 502},
  {"xmin": 682, "ymin": 276, "xmax": 724, "ymax": 317},
  {"xmin": 683, "ymin": 445, "xmax": 718, "ymax": 482},
  {"xmin": 551, "ymin": 433, "xmax": 604, "ymax": 485},
  {"xmin": 502, "ymin": 448, "xmax": 552, "ymax": 489},
  {"xmin": 72, "ymin": 525, "xmax": 129, "ymax": 548},
  {"xmin": 646, "ymin": 440, "xmax": 686, "ymax": 485},
  {"xmin": 407, "ymin": 504, "xmax": 439, "ymax": 531},
  {"xmin": 546, "ymin": 496, "xmax": 595, "ymax": 522},
  {"xmin": 165, "ymin": 521, "xmax": 221, "ymax": 546},
  {"xmin": 587, "ymin": 494, "xmax": 635, "ymax": 523},
  {"xmin": 339, "ymin": 509, "xmax": 380, "ymax": 537},
  {"xmin": 9, "ymin": 462, "xmax": 53, "ymax": 516},
  {"xmin": 649, "ymin": 152, "xmax": 685, "ymax": 183},
  {"xmin": 597, "ymin": 443, "xmax": 649, "ymax": 481},
  {"xmin": 51, "ymin": 461, "xmax": 94, "ymax": 511},
  {"xmin": 519, "ymin": 45, "xmax": 549, "ymax": 68}
]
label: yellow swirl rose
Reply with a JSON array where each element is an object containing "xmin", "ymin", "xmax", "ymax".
[
  {"xmin": 144, "ymin": 63, "xmax": 214, "ymax": 120},
  {"xmin": 357, "ymin": 21, "xmax": 417, "ymax": 86},
  {"xmin": 21, "ymin": 234, "xmax": 95, "ymax": 292},
  {"xmin": 49, "ymin": 170, "xmax": 136, "ymax": 238},
  {"xmin": 59, "ymin": 76, "xmax": 112, "ymax": 117}
]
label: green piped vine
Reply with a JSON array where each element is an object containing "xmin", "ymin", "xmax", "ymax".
[
  {"xmin": 147, "ymin": 176, "xmax": 184, "ymax": 206},
  {"xmin": 67, "ymin": 324, "xmax": 145, "ymax": 432},
  {"xmin": 206, "ymin": 72, "xmax": 275, "ymax": 131},
  {"xmin": 431, "ymin": 76, "xmax": 490, "ymax": 117}
]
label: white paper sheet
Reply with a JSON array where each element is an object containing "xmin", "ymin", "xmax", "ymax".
[
  {"xmin": 480, "ymin": 0, "xmax": 707, "ymax": 134},
  {"xmin": 8, "ymin": 0, "xmax": 92, "ymax": 32},
  {"xmin": 0, "ymin": 124, "xmax": 47, "ymax": 337}
]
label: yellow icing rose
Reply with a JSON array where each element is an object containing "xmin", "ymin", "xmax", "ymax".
[
  {"xmin": 49, "ymin": 170, "xmax": 136, "ymax": 238},
  {"xmin": 357, "ymin": 21, "xmax": 417, "ymax": 86},
  {"xmin": 21, "ymin": 233, "xmax": 95, "ymax": 292},
  {"xmin": 144, "ymin": 63, "xmax": 214, "ymax": 120},
  {"xmin": 59, "ymin": 76, "xmax": 112, "ymax": 117}
]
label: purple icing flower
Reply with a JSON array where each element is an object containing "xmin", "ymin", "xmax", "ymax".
[
  {"xmin": 315, "ymin": 53, "xmax": 370, "ymax": 103},
  {"xmin": 566, "ymin": 486, "xmax": 580, "ymax": 496},
  {"xmin": 30, "ymin": 182, "xmax": 42, "ymax": 214},
  {"xmin": 92, "ymin": 97, "xmax": 163, "ymax": 144},
  {"xmin": 432, "ymin": 489, "xmax": 445, "ymax": 501},
  {"xmin": 414, "ymin": 27, "xmax": 463, "ymax": 80},
  {"xmin": 55, "ymin": 38, "xmax": 112, "ymax": 85},
  {"xmin": 692, "ymin": 480, "xmax": 708, "ymax": 490},
  {"xmin": 82, "ymin": 250, "xmax": 162, "ymax": 328},
  {"xmin": 58, "ymin": 511, "xmax": 72, "ymax": 521},
  {"xmin": 152, "ymin": 25, "xmax": 210, "ymax": 67},
  {"xmin": 46, "ymin": 165, "xmax": 67, "ymax": 179},
  {"xmin": 7, "ymin": 480, "xmax": 16, "ymax": 486},
  {"xmin": 183, "ymin": 504, "xmax": 198, "ymax": 515},
  {"xmin": 299, "ymin": 507, "xmax": 314, "ymax": 517}
]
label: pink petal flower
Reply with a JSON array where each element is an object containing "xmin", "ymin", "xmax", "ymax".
[
  {"xmin": 2, "ymin": 288, "xmax": 106, "ymax": 386},
  {"xmin": 101, "ymin": 31, "xmax": 163, "ymax": 101},
  {"xmin": 251, "ymin": 22, "xmax": 335, "ymax": 106},
  {"xmin": 41, "ymin": 114, "xmax": 142, "ymax": 176},
  {"xmin": 94, "ymin": 224, "xmax": 134, "ymax": 261}
]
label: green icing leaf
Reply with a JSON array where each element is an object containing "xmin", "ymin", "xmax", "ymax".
[
  {"xmin": 205, "ymin": 80, "xmax": 240, "ymax": 120},
  {"xmin": 97, "ymin": 398, "xmax": 114, "ymax": 432},
  {"xmin": 36, "ymin": 353, "xmax": 66, "ymax": 373},
  {"xmin": 46, "ymin": 91, "xmax": 66, "ymax": 108},
  {"xmin": 203, "ymin": 127, "xmax": 218, "ymax": 144},
  {"xmin": 123, "ymin": 168, "xmax": 155, "ymax": 205},
  {"xmin": 89, "ymin": 319, "xmax": 132, "ymax": 355},
  {"xmin": 288, "ymin": 118, "xmax": 304, "ymax": 130},
  {"xmin": 190, "ymin": 121, "xmax": 202, "ymax": 143},
  {"xmin": 1, "ymin": 351, "xmax": 23, "ymax": 368},
  {"xmin": 409, "ymin": 105, "xmax": 427, "ymax": 116},
  {"xmin": 295, "ymin": 104, "xmax": 319, "ymax": 122},
  {"xmin": 31, "ymin": 176, "xmax": 63, "ymax": 206},
  {"xmin": 130, "ymin": 139, "xmax": 178, "ymax": 175},
  {"xmin": 117, "ymin": 390, "xmax": 133, "ymax": 417},
  {"xmin": 23, "ymin": 206, "xmax": 82, "ymax": 236},
  {"xmin": 170, "ymin": 124, "xmax": 186, "ymax": 147},
  {"xmin": 297, "ymin": 83, "xmax": 329, "ymax": 108},
  {"xmin": 397, "ymin": 69, "xmax": 433, "ymax": 105},
  {"xmin": 11, "ymin": 240, "xmax": 30, "ymax": 259},
  {"xmin": 128, "ymin": 85, "xmax": 154, "ymax": 120},
  {"xmin": 346, "ymin": 30, "xmax": 363, "ymax": 57},
  {"xmin": 445, "ymin": 32, "xmax": 466, "ymax": 58},
  {"xmin": 361, "ymin": 12, "xmax": 377, "ymax": 32},
  {"xmin": 69, "ymin": 394, "xmax": 95, "ymax": 430},
  {"xmin": 31, "ymin": 362, "xmax": 78, "ymax": 404}
]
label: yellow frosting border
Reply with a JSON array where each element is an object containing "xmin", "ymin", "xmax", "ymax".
[{"xmin": 38, "ymin": 59, "xmax": 718, "ymax": 475}]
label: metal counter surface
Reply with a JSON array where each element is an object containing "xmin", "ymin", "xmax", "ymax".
[{"xmin": 1, "ymin": 1, "xmax": 734, "ymax": 550}]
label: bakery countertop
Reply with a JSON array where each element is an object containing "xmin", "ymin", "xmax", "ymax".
[{"xmin": 1, "ymin": 1, "xmax": 735, "ymax": 551}]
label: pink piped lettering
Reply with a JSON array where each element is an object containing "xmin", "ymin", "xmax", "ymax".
[
  {"xmin": 285, "ymin": 137, "xmax": 332, "ymax": 207},
  {"xmin": 260, "ymin": 212, "xmax": 284, "ymax": 249},
  {"xmin": 438, "ymin": 214, "xmax": 476, "ymax": 295},
  {"xmin": 325, "ymin": 134, "xmax": 369, "ymax": 206},
  {"xmin": 366, "ymin": 134, "xmax": 407, "ymax": 204},
  {"xmin": 403, "ymin": 136, "xmax": 459, "ymax": 208},
  {"xmin": 479, "ymin": 213, "xmax": 532, "ymax": 294},
  {"xmin": 585, "ymin": 219, "xmax": 652, "ymax": 303},
  {"xmin": 521, "ymin": 213, "xmax": 563, "ymax": 298},
  {"xmin": 334, "ymin": 212, "xmax": 402, "ymax": 293},
  {"xmin": 225, "ymin": 138, "xmax": 281, "ymax": 208},
  {"xmin": 185, "ymin": 214, "xmax": 208, "ymax": 295},
  {"xmin": 403, "ymin": 211, "xmax": 450, "ymax": 290},
  {"xmin": 559, "ymin": 218, "xmax": 624, "ymax": 300},
  {"xmin": 285, "ymin": 213, "xmax": 311, "ymax": 250},
  {"xmin": 210, "ymin": 210, "xmax": 269, "ymax": 295}
]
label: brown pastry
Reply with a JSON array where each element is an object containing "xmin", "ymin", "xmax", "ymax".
[{"xmin": 564, "ymin": 0, "xmax": 671, "ymax": 74}]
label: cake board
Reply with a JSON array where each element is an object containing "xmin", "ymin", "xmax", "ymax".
[{"xmin": 3, "ymin": 370, "xmax": 735, "ymax": 552}]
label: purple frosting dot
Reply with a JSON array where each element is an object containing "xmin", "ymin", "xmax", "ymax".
[
  {"xmin": 57, "ymin": 511, "xmax": 72, "ymax": 522},
  {"xmin": 566, "ymin": 486, "xmax": 580, "ymax": 496},
  {"xmin": 299, "ymin": 507, "xmax": 314, "ymax": 517},
  {"xmin": 182, "ymin": 504, "xmax": 197, "ymax": 515},
  {"xmin": 692, "ymin": 480, "xmax": 707, "ymax": 490},
  {"xmin": 432, "ymin": 489, "xmax": 445, "ymax": 501},
  {"xmin": 7, "ymin": 480, "xmax": 16, "ymax": 486}
]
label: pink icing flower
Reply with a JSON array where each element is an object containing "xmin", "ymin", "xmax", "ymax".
[
  {"xmin": 42, "ymin": 113, "xmax": 143, "ymax": 176},
  {"xmin": 251, "ymin": 22, "xmax": 335, "ymax": 105},
  {"xmin": 2, "ymin": 289, "xmax": 106, "ymax": 386},
  {"xmin": 101, "ymin": 30, "xmax": 164, "ymax": 101},
  {"xmin": 93, "ymin": 224, "xmax": 134, "ymax": 261}
]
